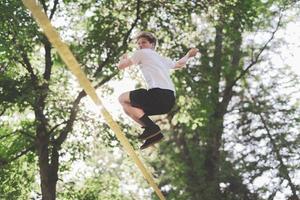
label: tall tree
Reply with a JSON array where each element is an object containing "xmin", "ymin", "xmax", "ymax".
[
  {"xmin": 0, "ymin": 0, "xmax": 143, "ymax": 199},
  {"xmin": 143, "ymin": 1, "xmax": 300, "ymax": 199}
]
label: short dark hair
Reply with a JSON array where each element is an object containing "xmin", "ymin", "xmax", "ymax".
[{"xmin": 135, "ymin": 31, "xmax": 157, "ymax": 47}]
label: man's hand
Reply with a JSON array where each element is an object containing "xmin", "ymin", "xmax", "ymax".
[
  {"xmin": 187, "ymin": 48, "xmax": 199, "ymax": 58},
  {"xmin": 117, "ymin": 53, "xmax": 133, "ymax": 69}
]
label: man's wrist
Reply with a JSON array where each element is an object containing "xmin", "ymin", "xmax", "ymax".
[{"xmin": 185, "ymin": 53, "xmax": 191, "ymax": 59}]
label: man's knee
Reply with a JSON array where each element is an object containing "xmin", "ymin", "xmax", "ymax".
[
  {"xmin": 118, "ymin": 93, "xmax": 126, "ymax": 104},
  {"xmin": 120, "ymin": 102, "xmax": 132, "ymax": 116},
  {"xmin": 118, "ymin": 92, "xmax": 130, "ymax": 105}
]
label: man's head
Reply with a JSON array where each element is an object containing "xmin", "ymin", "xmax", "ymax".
[{"xmin": 135, "ymin": 31, "xmax": 157, "ymax": 49}]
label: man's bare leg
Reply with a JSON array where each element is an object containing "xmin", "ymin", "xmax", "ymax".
[
  {"xmin": 118, "ymin": 92, "xmax": 145, "ymax": 126},
  {"xmin": 119, "ymin": 91, "xmax": 162, "ymax": 149}
]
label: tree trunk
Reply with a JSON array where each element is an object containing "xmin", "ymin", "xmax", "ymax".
[
  {"xmin": 176, "ymin": 131, "xmax": 202, "ymax": 199},
  {"xmin": 35, "ymin": 93, "xmax": 59, "ymax": 200},
  {"xmin": 202, "ymin": 112, "xmax": 223, "ymax": 199},
  {"xmin": 37, "ymin": 133, "xmax": 59, "ymax": 200},
  {"xmin": 201, "ymin": 24, "xmax": 224, "ymax": 199}
]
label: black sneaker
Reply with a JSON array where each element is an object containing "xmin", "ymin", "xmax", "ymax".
[
  {"xmin": 140, "ymin": 133, "xmax": 164, "ymax": 150},
  {"xmin": 138, "ymin": 125, "xmax": 161, "ymax": 141}
]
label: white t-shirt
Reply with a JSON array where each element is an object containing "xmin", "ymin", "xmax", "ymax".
[{"xmin": 130, "ymin": 49, "xmax": 176, "ymax": 91}]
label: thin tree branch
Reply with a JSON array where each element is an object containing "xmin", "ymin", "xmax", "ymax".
[
  {"xmin": 19, "ymin": 130, "xmax": 35, "ymax": 140},
  {"xmin": 267, "ymin": 188, "xmax": 279, "ymax": 200},
  {"xmin": 40, "ymin": 0, "xmax": 48, "ymax": 15},
  {"xmin": 48, "ymin": 121, "xmax": 68, "ymax": 135},
  {"xmin": 20, "ymin": 51, "xmax": 39, "ymax": 85},
  {"xmin": 0, "ymin": 132, "xmax": 15, "ymax": 140},
  {"xmin": 49, "ymin": 0, "xmax": 59, "ymax": 20},
  {"xmin": 42, "ymin": 37, "xmax": 52, "ymax": 81},
  {"xmin": 227, "ymin": 12, "xmax": 283, "ymax": 92},
  {"xmin": 121, "ymin": 0, "xmax": 141, "ymax": 47},
  {"xmin": 94, "ymin": 71, "xmax": 119, "ymax": 88},
  {"xmin": 211, "ymin": 24, "xmax": 223, "ymax": 99},
  {"xmin": 13, "ymin": 145, "xmax": 35, "ymax": 160},
  {"xmin": 54, "ymin": 90, "xmax": 85, "ymax": 146},
  {"xmin": 93, "ymin": 49, "xmax": 113, "ymax": 77},
  {"xmin": 0, "ymin": 107, "xmax": 6, "ymax": 116},
  {"xmin": 7, "ymin": 16, "xmax": 39, "ymax": 86},
  {"xmin": 0, "ymin": 145, "xmax": 35, "ymax": 167}
]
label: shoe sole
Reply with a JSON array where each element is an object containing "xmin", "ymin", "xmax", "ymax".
[
  {"xmin": 138, "ymin": 130, "xmax": 161, "ymax": 141},
  {"xmin": 140, "ymin": 134, "xmax": 164, "ymax": 150}
]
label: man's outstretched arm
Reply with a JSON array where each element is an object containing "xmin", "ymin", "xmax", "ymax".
[{"xmin": 174, "ymin": 48, "xmax": 199, "ymax": 69}]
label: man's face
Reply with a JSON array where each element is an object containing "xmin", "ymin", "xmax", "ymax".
[{"xmin": 137, "ymin": 37, "xmax": 154, "ymax": 49}]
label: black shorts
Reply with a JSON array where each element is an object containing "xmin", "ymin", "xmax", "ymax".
[{"xmin": 129, "ymin": 88, "xmax": 175, "ymax": 115}]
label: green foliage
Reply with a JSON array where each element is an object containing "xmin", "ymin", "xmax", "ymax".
[
  {"xmin": 0, "ymin": 155, "xmax": 37, "ymax": 200},
  {"xmin": 0, "ymin": 123, "xmax": 34, "ymax": 159},
  {"xmin": 0, "ymin": 71, "xmax": 35, "ymax": 112},
  {"xmin": 58, "ymin": 174, "xmax": 130, "ymax": 200},
  {"xmin": 0, "ymin": 0, "xmax": 41, "ymax": 63}
]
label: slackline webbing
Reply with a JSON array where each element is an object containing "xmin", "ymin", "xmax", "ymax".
[{"xmin": 22, "ymin": 1, "xmax": 166, "ymax": 199}]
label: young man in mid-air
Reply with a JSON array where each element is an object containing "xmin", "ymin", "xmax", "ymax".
[{"xmin": 118, "ymin": 31, "xmax": 199, "ymax": 150}]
